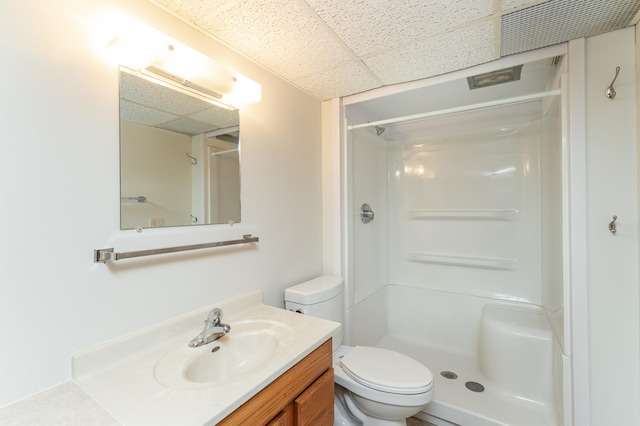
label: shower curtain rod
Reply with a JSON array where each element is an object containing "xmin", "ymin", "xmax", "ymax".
[{"xmin": 347, "ymin": 89, "xmax": 562, "ymax": 131}]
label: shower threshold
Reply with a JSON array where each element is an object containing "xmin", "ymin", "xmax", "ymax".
[{"xmin": 377, "ymin": 336, "xmax": 558, "ymax": 426}]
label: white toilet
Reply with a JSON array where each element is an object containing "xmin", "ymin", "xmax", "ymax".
[{"xmin": 285, "ymin": 276, "xmax": 433, "ymax": 426}]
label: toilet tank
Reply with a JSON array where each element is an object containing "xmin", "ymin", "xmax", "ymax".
[{"xmin": 285, "ymin": 276, "xmax": 344, "ymax": 348}]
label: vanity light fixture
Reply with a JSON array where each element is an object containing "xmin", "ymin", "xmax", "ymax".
[
  {"xmin": 144, "ymin": 65, "xmax": 224, "ymax": 100},
  {"xmin": 138, "ymin": 64, "xmax": 236, "ymax": 110},
  {"xmin": 104, "ymin": 10, "xmax": 261, "ymax": 108}
]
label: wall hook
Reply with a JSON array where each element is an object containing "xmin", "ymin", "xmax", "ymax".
[
  {"xmin": 186, "ymin": 153, "xmax": 198, "ymax": 165},
  {"xmin": 609, "ymin": 215, "xmax": 617, "ymax": 235},
  {"xmin": 605, "ymin": 66, "xmax": 621, "ymax": 99}
]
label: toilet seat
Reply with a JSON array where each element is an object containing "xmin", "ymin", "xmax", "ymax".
[{"xmin": 339, "ymin": 346, "xmax": 433, "ymax": 395}]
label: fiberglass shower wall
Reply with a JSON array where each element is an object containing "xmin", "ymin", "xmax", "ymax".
[
  {"xmin": 388, "ymin": 100, "xmax": 549, "ymax": 304},
  {"xmin": 347, "ymin": 96, "xmax": 566, "ymax": 352},
  {"xmin": 349, "ymin": 97, "xmax": 564, "ymax": 318},
  {"xmin": 346, "ymin": 126, "xmax": 390, "ymax": 345},
  {"xmin": 382, "ymin": 96, "xmax": 564, "ymax": 346}
]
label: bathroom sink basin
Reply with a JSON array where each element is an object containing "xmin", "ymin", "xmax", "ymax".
[
  {"xmin": 154, "ymin": 319, "xmax": 294, "ymax": 389},
  {"xmin": 184, "ymin": 332, "xmax": 278, "ymax": 383}
]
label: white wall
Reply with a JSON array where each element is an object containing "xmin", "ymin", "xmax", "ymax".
[
  {"xmin": 0, "ymin": 0, "xmax": 323, "ymax": 407},
  {"xmin": 585, "ymin": 27, "xmax": 640, "ymax": 425}
]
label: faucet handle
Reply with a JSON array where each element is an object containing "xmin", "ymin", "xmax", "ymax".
[{"xmin": 206, "ymin": 308, "xmax": 223, "ymax": 325}]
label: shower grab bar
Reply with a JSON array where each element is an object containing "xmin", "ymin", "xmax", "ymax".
[
  {"xmin": 93, "ymin": 234, "xmax": 259, "ymax": 263},
  {"xmin": 348, "ymin": 89, "xmax": 561, "ymax": 131},
  {"xmin": 407, "ymin": 209, "xmax": 518, "ymax": 221},
  {"xmin": 409, "ymin": 252, "xmax": 516, "ymax": 271}
]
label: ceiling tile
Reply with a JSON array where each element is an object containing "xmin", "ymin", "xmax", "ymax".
[
  {"xmin": 120, "ymin": 99, "xmax": 177, "ymax": 126},
  {"xmin": 188, "ymin": 107, "xmax": 239, "ymax": 129},
  {"xmin": 293, "ymin": 61, "xmax": 382, "ymax": 100},
  {"xmin": 501, "ymin": 0, "xmax": 550, "ymax": 12},
  {"xmin": 195, "ymin": 0, "xmax": 353, "ymax": 80},
  {"xmin": 153, "ymin": 0, "xmax": 226, "ymax": 23},
  {"xmin": 158, "ymin": 117, "xmax": 219, "ymax": 136},
  {"xmin": 304, "ymin": 0, "xmax": 494, "ymax": 56},
  {"xmin": 364, "ymin": 20, "xmax": 496, "ymax": 85}
]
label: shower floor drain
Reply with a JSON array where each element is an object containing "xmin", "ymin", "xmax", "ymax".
[
  {"xmin": 440, "ymin": 371, "xmax": 458, "ymax": 380},
  {"xmin": 465, "ymin": 381, "xmax": 485, "ymax": 392}
]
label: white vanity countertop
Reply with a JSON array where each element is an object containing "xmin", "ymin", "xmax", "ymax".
[
  {"xmin": 0, "ymin": 381, "xmax": 120, "ymax": 426},
  {"xmin": 72, "ymin": 290, "xmax": 339, "ymax": 426}
]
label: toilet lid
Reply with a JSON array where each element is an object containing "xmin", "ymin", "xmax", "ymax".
[{"xmin": 339, "ymin": 346, "xmax": 433, "ymax": 395}]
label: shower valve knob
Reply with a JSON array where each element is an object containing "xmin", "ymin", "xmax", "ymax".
[{"xmin": 360, "ymin": 203, "xmax": 375, "ymax": 224}]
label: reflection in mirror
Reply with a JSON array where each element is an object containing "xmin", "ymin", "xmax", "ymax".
[{"xmin": 119, "ymin": 67, "xmax": 241, "ymax": 230}]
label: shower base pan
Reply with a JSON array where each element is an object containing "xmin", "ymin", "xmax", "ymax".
[{"xmin": 377, "ymin": 336, "xmax": 557, "ymax": 426}]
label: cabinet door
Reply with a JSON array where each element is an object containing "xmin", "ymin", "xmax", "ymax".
[{"xmin": 294, "ymin": 368, "xmax": 334, "ymax": 426}]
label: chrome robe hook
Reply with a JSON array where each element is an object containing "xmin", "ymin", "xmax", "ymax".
[
  {"xmin": 605, "ymin": 66, "xmax": 621, "ymax": 99},
  {"xmin": 186, "ymin": 152, "xmax": 198, "ymax": 165},
  {"xmin": 609, "ymin": 215, "xmax": 617, "ymax": 235}
]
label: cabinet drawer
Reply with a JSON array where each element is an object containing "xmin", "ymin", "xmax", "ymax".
[{"xmin": 266, "ymin": 405, "xmax": 294, "ymax": 426}]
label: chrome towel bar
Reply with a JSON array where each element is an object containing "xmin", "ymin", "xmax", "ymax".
[
  {"xmin": 121, "ymin": 196, "xmax": 147, "ymax": 203},
  {"xmin": 94, "ymin": 234, "xmax": 259, "ymax": 263}
]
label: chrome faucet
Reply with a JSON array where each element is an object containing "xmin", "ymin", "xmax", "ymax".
[{"xmin": 188, "ymin": 308, "xmax": 231, "ymax": 348}]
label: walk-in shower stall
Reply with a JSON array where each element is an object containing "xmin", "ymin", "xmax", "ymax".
[{"xmin": 342, "ymin": 45, "xmax": 573, "ymax": 426}]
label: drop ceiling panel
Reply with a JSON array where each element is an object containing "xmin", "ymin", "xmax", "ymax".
[
  {"xmin": 188, "ymin": 108, "xmax": 239, "ymax": 129},
  {"xmin": 364, "ymin": 20, "xmax": 496, "ymax": 85},
  {"xmin": 152, "ymin": 0, "xmax": 225, "ymax": 22},
  {"xmin": 120, "ymin": 99, "xmax": 177, "ymax": 126},
  {"xmin": 501, "ymin": 0, "xmax": 551, "ymax": 13},
  {"xmin": 194, "ymin": 0, "xmax": 354, "ymax": 80},
  {"xmin": 158, "ymin": 117, "xmax": 218, "ymax": 136},
  {"xmin": 303, "ymin": 0, "xmax": 494, "ymax": 57},
  {"xmin": 293, "ymin": 60, "xmax": 382, "ymax": 100}
]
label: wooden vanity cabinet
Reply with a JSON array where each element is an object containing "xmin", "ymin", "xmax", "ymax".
[{"xmin": 218, "ymin": 339, "xmax": 334, "ymax": 426}]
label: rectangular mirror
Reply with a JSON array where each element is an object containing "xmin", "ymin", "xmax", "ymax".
[{"xmin": 119, "ymin": 66, "xmax": 241, "ymax": 230}]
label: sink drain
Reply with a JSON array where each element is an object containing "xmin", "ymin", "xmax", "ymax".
[
  {"xmin": 465, "ymin": 381, "xmax": 485, "ymax": 392},
  {"xmin": 440, "ymin": 371, "xmax": 458, "ymax": 380}
]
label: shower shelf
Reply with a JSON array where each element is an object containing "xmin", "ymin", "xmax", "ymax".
[
  {"xmin": 408, "ymin": 252, "xmax": 517, "ymax": 270},
  {"xmin": 406, "ymin": 209, "xmax": 518, "ymax": 221}
]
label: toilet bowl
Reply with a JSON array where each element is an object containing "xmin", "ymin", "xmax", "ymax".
[
  {"xmin": 285, "ymin": 276, "xmax": 434, "ymax": 426},
  {"xmin": 333, "ymin": 345, "xmax": 433, "ymax": 425}
]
